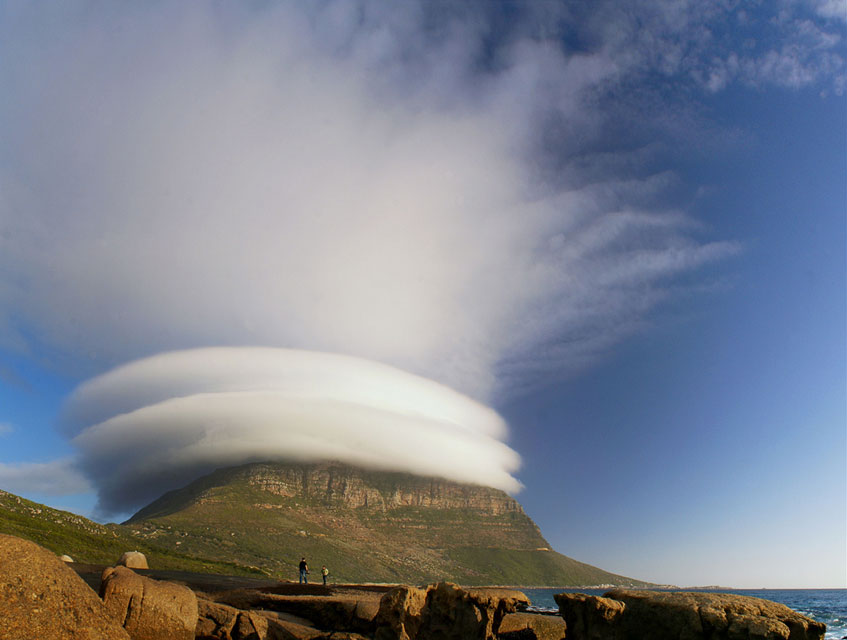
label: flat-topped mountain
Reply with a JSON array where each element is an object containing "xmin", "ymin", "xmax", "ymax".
[
  {"xmin": 121, "ymin": 461, "xmax": 645, "ymax": 586},
  {"xmin": 0, "ymin": 461, "xmax": 648, "ymax": 586}
]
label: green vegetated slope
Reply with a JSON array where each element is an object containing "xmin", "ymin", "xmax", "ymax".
[
  {"xmin": 1, "ymin": 462, "xmax": 648, "ymax": 586},
  {"xmin": 0, "ymin": 489, "xmax": 263, "ymax": 576}
]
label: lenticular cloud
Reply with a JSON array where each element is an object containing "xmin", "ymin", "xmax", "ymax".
[{"xmin": 65, "ymin": 347, "xmax": 521, "ymax": 514}]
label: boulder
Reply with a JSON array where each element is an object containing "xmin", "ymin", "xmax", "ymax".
[
  {"xmin": 497, "ymin": 612, "xmax": 566, "ymax": 640},
  {"xmin": 0, "ymin": 533, "xmax": 130, "ymax": 640},
  {"xmin": 60, "ymin": 554, "xmax": 74, "ymax": 562},
  {"xmin": 555, "ymin": 589, "xmax": 826, "ymax": 640},
  {"xmin": 196, "ymin": 598, "xmax": 240, "ymax": 638},
  {"xmin": 374, "ymin": 585, "xmax": 428, "ymax": 640},
  {"xmin": 375, "ymin": 582, "xmax": 530, "ymax": 640},
  {"xmin": 553, "ymin": 592, "xmax": 625, "ymax": 639},
  {"xmin": 100, "ymin": 565, "xmax": 197, "ymax": 640},
  {"xmin": 117, "ymin": 550, "xmax": 149, "ymax": 569}
]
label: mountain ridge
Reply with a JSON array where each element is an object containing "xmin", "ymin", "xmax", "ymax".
[
  {"xmin": 1, "ymin": 461, "xmax": 651, "ymax": 587},
  {"xmin": 121, "ymin": 460, "xmax": 645, "ymax": 586}
]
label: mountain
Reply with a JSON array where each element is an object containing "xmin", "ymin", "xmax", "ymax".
[
  {"xmin": 122, "ymin": 461, "xmax": 646, "ymax": 586},
  {"xmin": 0, "ymin": 461, "xmax": 649, "ymax": 586}
]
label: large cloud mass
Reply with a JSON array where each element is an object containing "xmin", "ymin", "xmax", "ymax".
[
  {"xmin": 0, "ymin": 1, "xmax": 751, "ymax": 401},
  {"xmin": 1, "ymin": 2, "xmax": 841, "ymax": 513},
  {"xmin": 65, "ymin": 347, "xmax": 521, "ymax": 513}
]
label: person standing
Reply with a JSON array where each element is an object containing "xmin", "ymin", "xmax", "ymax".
[
  {"xmin": 321, "ymin": 565, "xmax": 329, "ymax": 585},
  {"xmin": 298, "ymin": 557, "xmax": 309, "ymax": 584}
]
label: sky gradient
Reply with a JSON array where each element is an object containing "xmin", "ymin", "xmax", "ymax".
[{"xmin": 0, "ymin": 1, "xmax": 844, "ymax": 588}]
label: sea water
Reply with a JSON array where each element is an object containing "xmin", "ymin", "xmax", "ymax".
[{"xmin": 521, "ymin": 588, "xmax": 846, "ymax": 640}]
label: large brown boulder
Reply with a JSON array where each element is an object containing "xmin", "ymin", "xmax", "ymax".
[
  {"xmin": 0, "ymin": 534, "xmax": 130, "ymax": 640},
  {"xmin": 375, "ymin": 582, "xmax": 530, "ymax": 640},
  {"xmin": 555, "ymin": 589, "xmax": 826, "ymax": 640},
  {"xmin": 117, "ymin": 551, "xmax": 148, "ymax": 569},
  {"xmin": 100, "ymin": 565, "xmax": 197, "ymax": 640}
]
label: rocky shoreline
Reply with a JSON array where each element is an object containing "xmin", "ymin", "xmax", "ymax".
[{"xmin": 0, "ymin": 534, "xmax": 826, "ymax": 640}]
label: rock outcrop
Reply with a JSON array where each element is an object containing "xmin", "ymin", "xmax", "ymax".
[
  {"xmin": 497, "ymin": 612, "xmax": 567, "ymax": 640},
  {"xmin": 205, "ymin": 582, "xmax": 531, "ymax": 640},
  {"xmin": 100, "ymin": 565, "xmax": 198, "ymax": 640},
  {"xmin": 118, "ymin": 550, "xmax": 149, "ymax": 569},
  {"xmin": 208, "ymin": 586, "xmax": 382, "ymax": 635},
  {"xmin": 553, "ymin": 592, "xmax": 626, "ymax": 638},
  {"xmin": 195, "ymin": 599, "xmax": 279, "ymax": 639},
  {"xmin": 375, "ymin": 582, "xmax": 530, "ymax": 640},
  {"xmin": 555, "ymin": 589, "xmax": 826, "ymax": 640},
  {"xmin": 196, "ymin": 594, "xmax": 374, "ymax": 639},
  {"xmin": 0, "ymin": 534, "xmax": 130, "ymax": 640}
]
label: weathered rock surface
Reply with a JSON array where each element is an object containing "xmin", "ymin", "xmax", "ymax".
[
  {"xmin": 100, "ymin": 565, "xmax": 197, "ymax": 640},
  {"xmin": 497, "ymin": 612, "xmax": 566, "ymax": 640},
  {"xmin": 555, "ymin": 589, "xmax": 826, "ymax": 640},
  {"xmin": 60, "ymin": 554, "xmax": 74, "ymax": 562},
  {"xmin": 196, "ymin": 596, "xmax": 371, "ymax": 640},
  {"xmin": 118, "ymin": 550, "xmax": 149, "ymax": 569},
  {"xmin": 373, "ymin": 585, "xmax": 428, "ymax": 640},
  {"xmin": 0, "ymin": 534, "xmax": 130, "ymax": 640},
  {"xmin": 196, "ymin": 599, "xmax": 242, "ymax": 638},
  {"xmin": 553, "ymin": 592, "xmax": 625, "ymax": 639},
  {"xmin": 375, "ymin": 582, "xmax": 530, "ymax": 640},
  {"xmin": 208, "ymin": 587, "xmax": 382, "ymax": 635}
]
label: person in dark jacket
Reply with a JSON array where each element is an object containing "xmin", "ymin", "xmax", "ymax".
[{"xmin": 298, "ymin": 557, "xmax": 309, "ymax": 584}]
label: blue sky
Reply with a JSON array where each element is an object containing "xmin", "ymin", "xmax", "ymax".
[{"xmin": 0, "ymin": 1, "xmax": 844, "ymax": 588}]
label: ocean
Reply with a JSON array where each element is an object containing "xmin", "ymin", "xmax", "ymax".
[{"xmin": 521, "ymin": 588, "xmax": 846, "ymax": 640}]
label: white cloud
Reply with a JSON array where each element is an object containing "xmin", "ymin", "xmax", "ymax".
[
  {"xmin": 0, "ymin": 1, "xmax": 744, "ymax": 402},
  {"xmin": 0, "ymin": 423, "xmax": 12, "ymax": 437},
  {"xmin": 66, "ymin": 347, "xmax": 521, "ymax": 514},
  {"xmin": 0, "ymin": 459, "xmax": 92, "ymax": 496}
]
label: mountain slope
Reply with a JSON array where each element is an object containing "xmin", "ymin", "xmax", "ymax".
[
  {"xmin": 123, "ymin": 461, "xmax": 647, "ymax": 586},
  {"xmin": 0, "ymin": 489, "xmax": 263, "ymax": 576}
]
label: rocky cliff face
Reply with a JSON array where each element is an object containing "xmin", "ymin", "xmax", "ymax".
[
  {"xmin": 235, "ymin": 463, "xmax": 523, "ymax": 515},
  {"xmin": 132, "ymin": 461, "xmax": 528, "ymax": 523}
]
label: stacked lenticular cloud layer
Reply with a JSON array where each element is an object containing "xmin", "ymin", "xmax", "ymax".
[{"xmin": 63, "ymin": 347, "xmax": 522, "ymax": 514}]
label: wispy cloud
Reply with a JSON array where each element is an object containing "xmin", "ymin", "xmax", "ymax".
[
  {"xmin": 0, "ymin": 458, "xmax": 91, "ymax": 496},
  {"xmin": 0, "ymin": 423, "xmax": 12, "ymax": 437},
  {"xmin": 574, "ymin": 0, "xmax": 845, "ymax": 94},
  {"xmin": 65, "ymin": 348, "xmax": 520, "ymax": 514}
]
